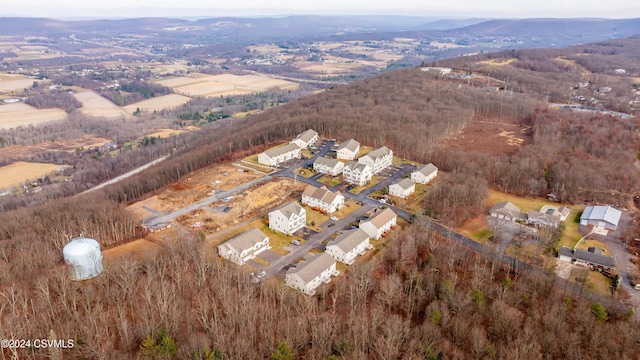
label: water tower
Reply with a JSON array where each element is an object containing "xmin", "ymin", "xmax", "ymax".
[{"xmin": 62, "ymin": 237, "xmax": 103, "ymax": 281}]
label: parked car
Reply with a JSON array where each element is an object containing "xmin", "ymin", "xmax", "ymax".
[
  {"xmin": 328, "ymin": 223, "xmax": 335, "ymax": 227},
  {"xmin": 291, "ymin": 240, "xmax": 301, "ymax": 245},
  {"xmin": 330, "ymin": 216, "xmax": 338, "ymax": 221},
  {"xmin": 256, "ymin": 271, "xmax": 267, "ymax": 279}
]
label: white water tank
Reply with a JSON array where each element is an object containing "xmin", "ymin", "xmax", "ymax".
[{"xmin": 63, "ymin": 237, "xmax": 103, "ymax": 281}]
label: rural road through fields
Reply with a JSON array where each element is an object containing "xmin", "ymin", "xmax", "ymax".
[{"xmin": 79, "ymin": 155, "xmax": 170, "ymax": 195}]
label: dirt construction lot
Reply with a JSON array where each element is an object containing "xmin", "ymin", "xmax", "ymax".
[{"xmin": 439, "ymin": 116, "xmax": 531, "ymax": 156}]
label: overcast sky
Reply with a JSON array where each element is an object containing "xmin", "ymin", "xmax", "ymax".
[{"xmin": 4, "ymin": 0, "xmax": 640, "ymax": 19}]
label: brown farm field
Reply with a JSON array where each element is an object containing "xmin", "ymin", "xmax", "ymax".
[
  {"xmin": 0, "ymin": 76, "xmax": 47, "ymax": 93},
  {"xmin": 0, "ymin": 136, "xmax": 112, "ymax": 159},
  {"xmin": 73, "ymin": 91, "xmax": 132, "ymax": 119},
  {"xmin": 157, "ymin": 73, "xmax": 298, "ymax": 97},
  {"xmin": 0, "ymin": 162, "xmax": 67, "ymax": 189},
  {"xmin": 0, "ymin": 102, "xmax": 67, "ymax": 129},
  {"xmin": 123, "ymin": 94, "xmax": 192, "ymax": 114}
]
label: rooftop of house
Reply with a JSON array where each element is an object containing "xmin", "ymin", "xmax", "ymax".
[
  {"xmin": 314, "ymin": 156, "xmax": 342, "ymax": 168},
  {"xmin": 263, "ymin": 143, "xmax": 301, "ymax": 157},
  {"xmin": 344, "ymin": 161, "xmax": 371, "ymax": 173},
  {"xmin": 272, "ymin": 201, "xmax": 305, "ymax": 219},
  {"xmin": 293, "ymin": 129, "xmax": 318, "ymax": 143},
  {"xmin": 286, "ymin": 252, "xmax": 335, "ymax": 283},
  {"xmin": 363, "ymin": 208, "xmax": 396, "ymax": 229},
  {"xmin": 414, "ymin": 163, "xmax": 438, "ymax": 176},
  {"xmin": 558, "ymin": 246, "xmax": 615, "ymax": 268},
  {"xmin": 302, "ymin": 185, "xmax": 342, "ymax": 204},
  {"xmin": 328, "ymin": 228, "xmax": 369, "ymax": 253},
  {"xmin": 219, "ymin": 228, "xmax": 268, "ymax": 253},
  {"xmin": 392, "ymin": 178, "xmax": 415, "ymax": 191},
  {"xmin": 360, "ymin": 146, "xmax": 392, "ymax": 161},
  {"xmin": 337, "ymin": 139, "xmax": 360, "ymax": 152}
]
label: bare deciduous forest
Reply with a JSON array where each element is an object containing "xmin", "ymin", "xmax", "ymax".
[{"xmin": 2, "ymin": 38, "xmax": 640, "ymax": 358}]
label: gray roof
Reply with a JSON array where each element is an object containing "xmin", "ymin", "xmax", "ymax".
[
  {"xmin": 337, "ymin": 139, "xmax": 360, "ymax": 152},
  {"xmin": 328, "ymin": 229, "xmax": 369, "ymax": 253},
  {"xmin": 302, "ymin": 185, "xmax": 342, "ymax": 204},
  {"xmin": 364, "ymin": 208, "xmax": 396, "ymax": 229},
  {"xmin": 314, "ymin": 157, "xmax": 342, "ymax": 169},
  {"xmin": 287, "ymin": 252, "xmax": 335, "ymax": 282},
  {"xmin": 580, "ymin": 206, "xmax": 622, "ymax": 227},
  {"xmin": 558, "ymin": 246, "xmax": 615, "ymax": 268},
  {"xmin": 263, "ymin": 143, "xmax": 301, "ymax": 158},
  {"xmin": 392, "ymin": 178, "xmax": 415, "ymax": 191},
  {"xmin": 344, "ymin": 161, "xmax": 370, "ymax": 172},
  {"xmin": 361, "ymin": 146, "xmax": 392, "ymax": 161},
  {"xmin": 272, "ymin": 201, "xmax": 304, "ymax": 219},
  {"xmin": 219, "ymin": 228, "xmax": 268, "ymax": 253},
  {"xmin": 294, "ymin": 129, "xmax": 318, "ymax": 143},
  {"xmin": 414, "ymin": 163, "xmax": 438, "ymax": 176},
  {"xmin": 490, "ymin": 201, "xmax": 521, "ymax": 214}
]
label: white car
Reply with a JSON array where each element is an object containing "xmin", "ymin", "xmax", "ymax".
[
  {"xmin": 330, "ymin": 216, "xmax": 338, "ymax": 221},
  {"xmin": 256, "ymin": 271, "xmax": 267, "ymax": 279},
  {"xmin": 379, "ymin": 199, "xmax": 387, "ymax": 204}
]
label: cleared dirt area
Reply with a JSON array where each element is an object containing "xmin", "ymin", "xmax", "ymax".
[
  {"xmin": 157, "ymin": 73, "xmax": 298, "ymax": 97},
  {"xmin": 102, "ymin": 238, "xmax": 164, "ymax": 263},
  {"xmin": 74, "ymin": 91, "xmax": 132, "ymax": 119},
  {"xmin": 0, "ymin": 136, "xmax": 112, "ymax": 159},
  {"xmin": 439, "ymin": 116, "xmax": 532, "ymax": 156},
  {"xmin": 123, "ymin": 93, "xmax": 191, "ymax": 114},
  {"xmin": 0, "ymin": 161, "xmax": 67, "ymax": 189},
  {"xmin": 144, "ymin": 126, "xmax": 198, "ymax": 139},
  {"xmin": 478, "ymin": 58, "xmax": 517, "ymax": 66},
  {"xmin": 175, "ymin": 178, "xmax": 305, "ymax": 234},
  {"xmin": 0, "ymin": 102, "xmax": 67, "ymax": 129}
]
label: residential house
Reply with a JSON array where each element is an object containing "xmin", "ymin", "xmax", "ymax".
[
  {"xmin": 358, "ymin": 146, "xmax": 393, "ymax": 174},
  {"xmin": 580, "ymin": 205, "xmax": 622, "ymax": 232},
  {"xmin": 359, "ymin": 208, "xmax": 397, "ymax": 240},
  {"xmin": 489, "ymin": 201, "xmax": 526, "ymax": 222},
  {"xmin": 336, "ymin": 139, "xmax": 360, "ymax": 160},
  {"xmin": 258, "ymin": 143, "xmax": 301, "ymax": 166},
  {"xmin": 527, "ymin": 210, "xmax": 561, "ymax": 228},
  {"xmin": 388, "ymin": 178, "xmax": 415, "ymax": 199},
  {"xmin": 325, "ymin": 229, "xmax": 371, "ymax": 265},
  {"xmin": 343, "ymin": 161, "xmax": 373, "ymax": 186},
  {"xmin": 285, "ymin": 253, "xmax": 338, "ymax": 295},
  {"xmin": 313, "ymin": 157, "xmax": 344, "ymax": 176},
  {"xmin": 291, "ymin": 129, "xmax": 318, "ymax": 149},
  {"xmin": 411, "ymin": 163, "xmax": 438, "ymax": 184},
  {"xmin": 217, "ymin": 228, "xmax": 271, "ymax": 265},
  {"xmin": 301, "ymin": 185, "xmax": 345, "ymax": 214},
  {"xmin": 558, "ymin": 246, "xmax": 615, "ymax": 272},
  {"xmin": 269, "ymin": 202, "xmax": 306, "ymax": 235}
]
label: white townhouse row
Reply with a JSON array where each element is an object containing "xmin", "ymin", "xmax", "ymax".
[
  {"xmin": 301, "ymin": 185, "xmax": 345, "ymax": 214},
  {"xmin": 389, "ymin": 178, "xmax": 415, "ymax": 199},
  {"xmin": 258, "ymin": 143, "xmax": 302, "ymax": 166},
  {"xmin": 343, "ymin": 161, "xmax": 373, "ymax": 186},
  {"xmin": 291, "ymin": 129, "xmax": 318, "ymax": 149},
  {"xmin": 285, "ymin": 252, "xmax": 338, "ymax": 295},
  {"xmin": 269, "ymin": 202, "xmax": 306, "ymax": 235},
  {"xmin": 336, "ymin": 139, "xmax": 360, "ymax": 160},
  {"xmin": 313, "ymin": 157, "xmax": 344, "ymax": 176},
  {"xmin": 360, "ymin": 208, "xmax": 397, "ymax": 240},
  {"xmin": 411, "ymin": 163, "xmax": 438, "ymax": 184},
  {"xmin": 325, "ymin": 228, "xmax": 372, "ymax": 265},
  {"xmin": 217, "ymin": 228, "xmax": 271, "ymax": 265},
  {"xmin": 358, "ymin": 146, "xmax": 393, "ymax": 174}
]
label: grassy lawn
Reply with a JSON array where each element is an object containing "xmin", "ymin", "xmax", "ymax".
[
  {"xmin": 569, "ymin": 268, "xmax": 614, "ymax": 296},
  {"xmin": 242, "ymin": 153, "xmax": 261, "ymax": 165},
  {"xmin": 487, "ymin": 189, "xmax": 570, "ymax": 213},
  {"xmin": 558, "ymin": 210, "xmax": 584, "ymax": 250},
  {"xmin": 213, "ymin": 218, "xmax": 300, "ymax": 256},
  {"xmin": 457, "ymin": 215, "xmax": 492, "ymax": 243},
  {"xmin": 333, "ymin": 200, "xmax": 361, "ymax": 219},
  {"xmin": 296, "ymin": 168, "xmax": 315, "ymax": 178},
  {"xmin": 317, "ymin": 175, "xmax": 342, "ymax": 187},
  {"xmin": 575, "ymin": 239, "xmax": 611, "ymax": 255},
  {"xmin": 305, "ymin": 209, "xmax": 329, "ymax": 231},
  {"xmin": 505, "ymin": 244, "xmax": 545, "ymax": 266},
  {"xmin": 350, "ymin": 176, "xmax": 378, "ymax": 194},
  {"xmin": 392, "ymin": 156, "xmax": 419, "ymax": 166},
  {"xmin": 301, "ymin": 149, "xmax": 313, "ymax": 158},
  {"xmin": 336, "ymin": 262, "xmax": 349, "ymax": 272},
  {"xmin": 358, "ymin": 146, "xmax": 374, "ymax": 157}
]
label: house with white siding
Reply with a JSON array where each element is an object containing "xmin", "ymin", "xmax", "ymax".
[
  {"xmin": 411, "ymin": 163, "xmax": 438, "ymax": 184},
  {"xmin": 359, "ymin": 208, "xmax": 397, "ymax": 240},
  {"xmin": 291, "ymin": 129, "xmax": 318, "ymax": 149},
  {"xmin": 269, "ymin": 202, "xmax": 306, "ymax": 235},
  {"xmin": 358, "ymin": 146, "xmax": 393, "ymax": 174},
  {"xmin": 285, "ymin": 253, "xmax": 338, "ymax": 295},
  {"xmin": 489, "ymin": 201, "xmax": 526, "ymax": 222},
  {"xmin": 313, "ymin": 157, "xmax": 344, "ymax": 176},
  {"xmin": 217, "ymin": 229, "xmax": 271, "ymax": 265},
  {"xmin": 336, "ymin": 139, "xmax": 360, "ymax": 160},
  {"xmin": 325, "ymin": 229, "xmax": 371, "ymax": 265},
  {"xmin": 258, "ymin": 143, "xmax": 301, "ymax": 166},
  {"xmin": 558, "ymin": 246, "xmax": 615, "ymax": 271},
  {"xmin": 389, "ymin": 178, "xmax": 415, "ymax": 199},
  {"xmin": 580, "ymin": 205, "xmax": 622, "ymax": 234},
  {"xmin": 301, "ymin": 185, "xmax": 345, "ymax": 214},
  {"xmin": 342, "ymin": 161, "xmax": 373, "ymax": 186}
]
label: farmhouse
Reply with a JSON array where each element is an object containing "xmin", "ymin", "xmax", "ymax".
[
  {"xmin": 343, "ymin": 161, "xmax": 373, "ymax": 186},
  {"xmin": 258, "ymin": 143, "xmax": 301, "ymax": 166},
  {"xmin": 301, "ymin": 185, "xmax": 345, "ymax": 214},
  {"xmin": 217, "ymin": 228, "xmax": 271, "ymax": 265},
  {"xmin": 360, "ymin": 208, "xmax": 397, "ymax": 240},
  {"xmin": 336, "ymin": 139, "xmax": 360, "ymax": 160},
  {"xmin": 358, "ymin": 146, "xmax": 393, "ymax": 174},
  {"xmin": 285, "ymin": 252, "xmax": 338, "ymax": 295},
  {"xmin": 526, "ymin": 210, "xmax": 560, "ymax": 228},
  {"xmin": 325, "ymin": 229, "xmax": 371, "ymax": 265},
  {"xmin": 268, "ymin": 202, "xmax": 306, "ymax": 235},
  {"xmin": 411, "ymin": 163, "xmax": 438, "ymax": 184},
  {"xmin": 558, "ymin": 246, "xmax": 615, "ymax": 272},
  {"xmin": 291, "ymin": 129, "xmax": 318, "ymax": 149},
  {"xmin": 580, "ymin": 205, "xmax": 622, "ymax": 233},
  {"xmin": 388, "ymin": 178, "xmax": 415, "ymax": 199},
  {"xmin": 313, "ymin": 157, "xmax": 344, "ymax": 176},
  {"xmin": 489, "ymin": 201, "xmax": 526, "ymax": 222}
]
